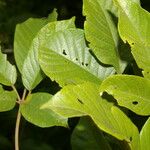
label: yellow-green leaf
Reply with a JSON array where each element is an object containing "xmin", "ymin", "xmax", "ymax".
[
  {"xmin": 39, "ymin": 25, "xmax": 115, "ymax": 87},
  {"xmin": 115, "ymin": 0, "xmax": 150, "ymax": 78},
  {"xmin": 100, "ymin": 75, "xmax": 150, "ymax": 115},
  {"xmin": 42, "ymin": 82, "xmax": 140, "ymax": 150},
  {"xmin": 140, "ymin": 117, "xmax": 150, "ymax": 150},
  {"xmin": 20, "ymin": 92, "xmax": 67, "ymax": 128},
  {"xmin": 0, "ymin": 49, "xmax": 17, "ymax": 86},
  {"xmin": 83, "ymin": 0, "xmax": 123, "ymax": 73},
  {"xmin": 0, "ymin": 85, "xmax": 17, "ymax": 112}
]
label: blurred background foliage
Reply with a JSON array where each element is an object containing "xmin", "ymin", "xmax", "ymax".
[{"xmin": 0, "ymin": 0, "xmax": 149, "ymax": 150}]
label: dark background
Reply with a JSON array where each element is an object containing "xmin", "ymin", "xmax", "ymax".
[{"xmin": 0, "ymin": 0, "xmax": 149, "ymax": 150}]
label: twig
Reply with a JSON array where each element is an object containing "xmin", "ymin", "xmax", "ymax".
[{"xmin": 12, "ymin": 87, "xmax": 27, "ymax": 150}]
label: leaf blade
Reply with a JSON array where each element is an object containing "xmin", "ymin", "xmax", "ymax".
[
  {"xmin": 14, "ymin": 17, "xmax": 50, "ymax": 73},
  {"xmin": 115, "ymin": 0, "xmax": 150, "ymax": 76},
  {"xmin": 0, "ymin": 49, "xmax": 17, "ymax": 86},
  {"xmin": 100, "ymin": 75, "xmax": 150, "ymax": 115},
  {"xmin": 83, "ymin": 0, "xmax": 122, "ymax": 72},
  {"xmin": 20, "ymin": 92, "xmax": 67, "ymax": 128},
  {"xmin": 22, "ymin": 17, "xmax": 75, "ymax": 90},
  {"xmin": 39, "ymin": 25, "xmax": 115, "ymax": 86},
  {"xmin": 43, "ymin": 82, "xmax": 140, "ymax": 150},
  {"xmin": 140, "ymin": 117, "xmax": 150, "ymax": 150},
  {"xmin": 0, "ymin": 85, "xmax": 17, "ymax": 112},
  {"xmin": 71, "ymin": 117, "xmax": 112, "ymax": 150}
]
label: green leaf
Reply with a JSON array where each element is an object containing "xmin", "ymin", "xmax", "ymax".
[
  {"xmin": 22, "ymin": 41, "xmax": 44, "ymax": 90},
  {"xmin": 115, "ymin": 0, "xmax": 150, "ymax": 76},
  {"xmin": 20, "ymin": 92, "xmax": 67, "ymax": 128},
  {"xmin": 0, "ymin": 85, "xmax": 17, "ymax": 112},
  {"xmin": 71, "ymin": 117, "xmax": 112, "ymax": 150},
  {"xmin": 0, "ymin": 49, "xmax": 17, "ymax": 86},
  {"xmin": 39, "ymin": 25, "xmax": 115, "ymax": 86},
  {"xmin": 14, "ymin": 12, "xmax": 56, "ymax": 73},
  {"xmin": 83, "ymin": 0, "xmax": 123, "ymax": 73},
  {"xmin": 22, "ymin": 17, "xmax": 73, "ymax": 91},
  {"xmin": 47, "ymin": 9, "xmax": 58, "ymax": 22},
  {"xmin": 100, "ymin": 75, "xmax": 150, "ymax": 115},
  {"xmin": 140, "ymin": 117, "xmax": 150, "ymax": 150},
  {"xmin": 42, "ymin": 82, "xmax": 140, "ymax": 150}
]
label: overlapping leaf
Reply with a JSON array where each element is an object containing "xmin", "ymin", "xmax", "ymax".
[
  {"xmin": 42, "ymin": 82, "xmax": 140, "ymax": 150},
  {"xmin": 14, "ymin": 18, "xmax": 48, "ymax": 73},
  {"xmin": 115, "ymin": 0, "xmax": 150, "ymax": 78},
  {"xmin": 0, "ymin": 49, "xmax": 17, "ymax": 86},
  {"xmin": 100, "ymin": 75, "xmax": 150, "ymax": 115},
  {"xmin": 71, "ymin": 117, "xmax": 111, "ymax": 150},
  {"xmin": 22, "ymin": 17, "xmax": 75, "ymax": 90},
  {"xmin": 39, "ymin": 23, "xmax": 115, "ymax": 86},
  {"xmin": 140, "ymin": 117, "xmax": 150, "ymax": 150},
  {"xmin": 20, "ymin": 92, "xmax": 67, "ymax": 127},
  {"xmin": 83, "ymin": 0, "xmax": 123, "ymax": 73},
  {"xmin": 0, "ymin": 85, "xmax": 17, "ymax": 112}
]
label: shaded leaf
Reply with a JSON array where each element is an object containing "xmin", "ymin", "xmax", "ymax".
[
  {"xmin": 140, "ymin": 117, "xmax": 150, "ymax": 150},
  {"xmin": 42, "ymin": 82, "xmax": 140, "ymax": 150},
  {"xmin": 71, "ymin": 117, "xmax": 112, "ymax": 150},
  {"xmin": 39, "ymin": 25, "xmax": 115, "ymax": 87},
  {"xmin": 0, "ymin": 49, "xmax": 17, "ymax": 86},
  {"xmin": 115, "ymin": 0, "xmax": 150, "ymax": 76},
  {"xmin": 21, "ymin": 139, "xmax": 54, "ymax": 150},
  {"xmin": 20, "ymin": 92, "xmax": 67, "ymax": 127},
  {"xmin": 100, "ymin": 75, "xmax": 150, "ymax": 115},
  {"xmin": 0, "ymin": 85, "xmax": 17, "ymax": 112}
]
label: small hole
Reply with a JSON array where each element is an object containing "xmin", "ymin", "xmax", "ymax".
[
  {"xmin": 131, "ymin": 43, "xmax": 134, "ymax": 45},
  {"xmin": 63, "ymin": 50, "xmax": 67, "ymax": 55},
  {"xmin": 132, "ymin": 101, "xmax": 138, "ymax": 105},
  {"xmin": 76, "ymin": 58, "xmax": 78, "ymax": 61},
  {"xmin": 77, "ymin": 99, "xmax": 84, "ymax": 104},
  {"xmin": 81, "ymin": 62, "xmax": 84, "ymax": 66},
  {"xmin": 130, "ymin": 137, "xmax": 132, "ymax": 141},
  {"xmin": 85, "ymin": 63, "xmax": 88, "ymax": 66}
]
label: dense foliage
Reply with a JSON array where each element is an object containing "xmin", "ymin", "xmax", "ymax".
[{"xmin": 0, "ymin": 0, "xmax": 150, "ymax": 150}]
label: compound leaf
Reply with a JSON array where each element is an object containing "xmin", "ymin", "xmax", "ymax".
[
  {"xmin": 100, "ymin": 75, "xmax": 150, "ymax": 115},
  {"xmin": 20, "ymin": 92, "xmax": 67, "ymax": 128}
]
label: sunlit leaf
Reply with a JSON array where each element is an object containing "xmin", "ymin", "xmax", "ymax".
[
  {"xmin": 22, "ymin": 9, "xmax": 58, "ymax": 90},
  {"xmin": 42, "ymin": 82, "xmax": 140, "ymax": 150},
  {"xmin": 22, "ymin": 17, "xmax": 74, "ymax": 90},
  {"xmin": 83, "ymin": 0, "xmax": 123, "ymax": 73},
  {"xmin": 39, "ymin": 24, "xmax": 115, "ymax": 86},
  {"xmin": 14, "ymin": 9, "xmax": 58, "ymax": 73},
  {"xmin": 115, "ymin": 0, "xmax": 150, "ymax": 77},
  {"xmin": 20, "ymin": 92, "xmax": 67, "ymax": 127},
  {"xmin": 100, "ymin": 75, "xmax": 150, "ymax": 115},
  {"xmin": 140, "ymin": 117, "xmax": 150, "ymax": 150}
]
